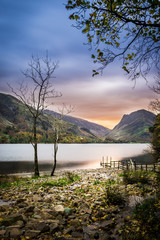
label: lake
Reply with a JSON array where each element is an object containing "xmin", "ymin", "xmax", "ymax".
[{"xmin": 0, "ymin": 143, "xmax": 152, "ymax": 174}]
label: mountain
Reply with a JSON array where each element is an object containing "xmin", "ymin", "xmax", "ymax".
[
  {"xmin": 0, "ymin": 93, "xmax": 108, "ymax": 143},
  {"xmin": 105, "ymin": 109, "xmax": 156, "ymax": 142},
  {"xmin": 45, "ymin": 110, "xmax": 110, "ymax": 137}
]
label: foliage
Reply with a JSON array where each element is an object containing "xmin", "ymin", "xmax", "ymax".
[
  {"xmin": 66, "ymin": 0, "xmax": 160, "ymax": 79},
  {"xmin": 122, "ymin": 197, "xmax": 160, "ymax": 240},
  {"xmin": 105, "ymin": 184, "xmax": 126, "ymax": 206},
  {"xmin": 149, "ymin": 114, "xmax": 160, "ymax": 161},
  {"xmin": 122, "ymin": 170, "xmax": 152, "ymax": 185}
]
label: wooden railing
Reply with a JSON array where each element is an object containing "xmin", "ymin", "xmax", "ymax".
[{"xmin": 100, "ymin": 157, "xmax": 160, "ymax": 172}]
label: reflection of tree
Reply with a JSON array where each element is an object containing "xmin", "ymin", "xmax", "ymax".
[{"xmin": 9, "ymin": 54, "xmax": 61, "ymax": 176}]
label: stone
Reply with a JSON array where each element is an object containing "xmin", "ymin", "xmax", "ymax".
[
  {"xmin": 34, "ymin": 222, "xmax": 50, "ymax": 233},
  {"xmin": 25, "ymin": 205, "xmax": 35, "ymax": 213},
  {"xmin": 50, "ymin": 222, "xmax": 59, "ymax": 233},
  {"xmin": 0, "ymin": 230, "xmax": 6, "ymax": 236},
  {"xmin": 9, "ymin": 228, "xmax": 23, "ymax": 238},
  {"xmin": 0, "ymin": 205, "xmax": 10, "ymax": 212},
  {"xmin": 53, "ymin": 205, "xmax": 65, "ymax": 215},
  {"xmin": 94, "ymin": 232, "xmax": 99, "ymax": 239},
  {"xmin": 33, "ymin": 214, "xmax": 42, "ymax": 219},
  {"xmin": 0, "ymin": 214, "xmax": 23, "ymax": 226},
  {"xmin": 63, "ymin": 226, "xmax": 75, "ymax": 235},
  {"xmin": 25, "ymin": 230, "xmax": 41, "ymax": 238},
  {"xmin": 99, "ymin": 220, "xmax": 116, "ymax": 231},
  {"xmin": 71, "ymin": 231, "xmax": 84, "ymax": 238},
  {"xmin": 70, "ymin": 219, "xmax": 81, "ymax": 227},
  {"xmin": 16, "ymin": 198, "xmax": 26, "ymax": 204},
  {"xmin": 64, "ymin": 207, "xmax": 72, "ymax": 215}
]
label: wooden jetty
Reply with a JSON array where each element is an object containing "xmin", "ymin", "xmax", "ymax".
[{"xmin": 100, "ymin": 156, "xmax": 160, "ymax": 172}]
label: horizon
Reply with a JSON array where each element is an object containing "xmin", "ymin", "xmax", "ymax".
[{"xmin": 0, "ymin": 0, "xmax": 157, "ymax": 129}]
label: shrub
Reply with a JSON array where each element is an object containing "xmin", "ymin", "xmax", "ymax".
[
  {"xmin": 123, "ymin": 170, "xmax": 151, "ymax": 185},
  {"xmin": 105, "ymin": 184, "xmax": 126, "ymax": 207},
  {"xmin": 121, "ymin": 197, "xmax": 160, "ymax": 240}
]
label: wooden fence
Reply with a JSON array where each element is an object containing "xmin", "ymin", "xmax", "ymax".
[{"xmin": 100, "ymin": 157, "xmax": 160, "ymax": 172}]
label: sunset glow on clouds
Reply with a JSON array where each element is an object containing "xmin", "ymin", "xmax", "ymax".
[{"xmin": 0, "ymin": 0, "xmax": 157, "ymax": 129}]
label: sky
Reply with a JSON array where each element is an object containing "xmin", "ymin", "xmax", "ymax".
[{"xmin": 0, "ymin": 0, "xmax": 157, "ymax": 129}]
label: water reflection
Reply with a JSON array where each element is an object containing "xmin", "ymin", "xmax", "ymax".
[{"xmin": 0, "ymin": 143, "xmax": 152, "ymax": 174}]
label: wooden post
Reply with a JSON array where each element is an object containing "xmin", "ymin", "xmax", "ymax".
[
  {"xmin": 110, "ymin": 157, "xmax": 112, "ymax": 168},
  {"xmin": 134, "ymin": 162, "xmax": 137, "ymax": 171},
  {"xmin": 154, "ymin": 164, "xmax": 156, "ymax": 172}
]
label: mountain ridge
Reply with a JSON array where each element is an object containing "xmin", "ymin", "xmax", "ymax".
[
  {"xmin": 0, "ymin": 93, "xmax": 156, "ymax": 143},
  {"xmin": 106, "ymin": 109, "xmax": 156, "ymax": 142},
  {"xmin": 45, "ymin": 109, "xmax": 110, "ymax": 137}
]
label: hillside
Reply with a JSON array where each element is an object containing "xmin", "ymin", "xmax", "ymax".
[
  {"xmin": 106, "ymin": 109, "xmax": 156, "ymax": 142},
  {"xmin": 0, "ymin": 93, "xmax": 104, "ymax": 143},
  {"xmin": 45, "ymin": 110, "xmax": 110, "ymax": 137}
]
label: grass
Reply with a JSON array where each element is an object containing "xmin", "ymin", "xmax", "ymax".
[
  {"xmin": 0, "ymin": 172, "xmax": 80, "ymax": 189},
  {"xmin": 122, "ymin": 170, "xmax": 153, "ymax": 185}
]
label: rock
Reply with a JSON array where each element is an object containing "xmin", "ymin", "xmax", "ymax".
[
  {"xmin": 9, "ymin": 228, "xmax": 23, "ymax": 238},
  {"xmin": 32, "ymin": 194, "xmax": 42, "ymax": 202},
  {"xmin": 99, "ymin": 220, "xmax": 116, "ymax": 231},
  {"xmin": 25, "ymin": 205, "xmax": 35, "ymax": 213},
  {"xmin": 50, "ymin": 222, "xmax": 59, "ymax": 233},
  {"xmin": 6, "ymin": 225, "xmax": 23, "ymax": 230},
  {"xmin": 16, "ymin": 198, "xmax": 26, "ymax": 204},
  {"xmin": 0, "ymin": 214, "xmax": 23, "ymax": 226},
  {"xmin": 70, "ymin": 219, "xmax": 81, "ymax": 227},
  {"xmin": 34, "ymin": 222, "xmax": 50, "ymax": 233},
  {"xmin": 0, "ymin": 205, "xmax": 10, "ymax": 212},
  {"xmin": 64, "ymin": 207, "xmax": 72, "ymax": 216},
  {"xmin": 55, "ymin": 237, "xmax": 67, "ymax": 240},
  {"xmin": 63, "ymin": 226, "xmax": 75, "ymax": 235},
  {"xmin": 25, "ymin": 230, "xmax": 41, "ymax": 238},
  {"xmin": 71, "ymin": 231, "xmax": 84, "ymax": 238},
  {"xmin": 18, "ymin": 203, "xmax": 28, "ymax": 208},
  {"xmin": 53, "ymin": 205, "xmax": 65, "ymax": 215},
  {"xmin": 128, "ymin": 195, "xmax": 144, "ymax": 207},
  {"xmin": 0, "ymin": 230, "xmax": 6, "ymax": 237},
  {"xmin": 33, "ymin": 214, "xmax": 42, "ymax": 219},
  {"xmin": 94, "ymin": 232, "xmax": 99, "ymax": 239}
]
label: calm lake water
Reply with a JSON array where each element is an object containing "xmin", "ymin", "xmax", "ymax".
[{"xmin": 0, "ymin": 143, "xmax": 152, "ymax": 174}]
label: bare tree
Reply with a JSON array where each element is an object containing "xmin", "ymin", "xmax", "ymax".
[
  {"xmin": 50, "ymin": 104, "xmax": 74, "ymax": 176},
  {"xmin": 9, "ymin": 54, "xmax": 61, "ymax": 176}
]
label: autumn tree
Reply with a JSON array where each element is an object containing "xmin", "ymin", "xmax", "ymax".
[
  {"xmin": 149, "ymin": 73, "xmax": 160, "ymax": 161},
  {"xmin": 9, "ymin": 54, "xmax": 61, "ymax": 176},
  {"xmin": 66, "ymin": 0, "xmax": 160, "ymax": 79}
]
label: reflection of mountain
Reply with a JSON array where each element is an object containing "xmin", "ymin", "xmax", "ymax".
[{"xmin": 106, "ymin": 109, "xmax": 156, "ymax": 142}]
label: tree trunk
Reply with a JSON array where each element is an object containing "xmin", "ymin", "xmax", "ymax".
[
  {"xmin": 33, "ymin": 117, "xmax": 39, "ymax": 176},
  {"xmin": 51, "ymin": 141, "xmax": 58, "ymax": 176}
]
